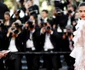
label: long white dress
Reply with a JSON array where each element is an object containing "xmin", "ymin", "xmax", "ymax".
[{"xmin": 70, "ymin": 19, "xmax": 85, "ymax": 70}]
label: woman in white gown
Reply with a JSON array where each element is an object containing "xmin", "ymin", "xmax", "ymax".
[{"xmin": 70, "ymin": 2, "xmax": 85, "ymax": 70}]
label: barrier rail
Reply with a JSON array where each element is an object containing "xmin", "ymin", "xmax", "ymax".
[{"xmin": 10, "ymin": 52, "xmax": 70, "ymax": 55}]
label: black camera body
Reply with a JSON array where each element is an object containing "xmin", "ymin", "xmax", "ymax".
[
  {"xmin": 46, "ymin": 26, "xmax": 51, "ymax": 31},
  {"xmin": 68, "ymin": 10, "xmax": 72, "ymax": 14},
  {"xmin": 11, "ymin": 27, "xmax": 19, "ymax": 34},
  {"xmin": 13, "ymin": 30, "xmax": 19, "ymax": 34},
  {"xmin": 11, "ymin": 27, "xmax": 16, "ymax": 31},
  {"xmin": 10, "ymin": 23, "xmax": 21, "ymax": 34},
  {"xmin": 10, "ymin": 27, "xmax": 16, "ymax": 32}
]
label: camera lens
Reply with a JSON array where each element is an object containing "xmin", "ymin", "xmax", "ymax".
[
  {"xmin": 68, "ymin": 10, "xmax": 72, "ymax": 14},
  {"xmin": 46, "ymin": 26, "xmax": 51, "ymax": 30},
  {"xmin": 11, "ymin": 27, "xmax": 15, "ymax": 30},
  {"xmin": 13, "ymin": 30, "xmax": 19, "ymax": 34}
]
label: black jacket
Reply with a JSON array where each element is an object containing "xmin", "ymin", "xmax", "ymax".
[
  {"xmin": 4, "ymin": 33, "xmax": 24, "ymax": 52},
  {"xmin": 22, "ymin": 29, "xmax": 41, "ymax": 52},
  {"xmin": 40, "ymin": 30, "xmax": 60, "ymax": 51},
  {"xmin": 52, "ymin": 13, "xmax": 68, "ymax": 29}
]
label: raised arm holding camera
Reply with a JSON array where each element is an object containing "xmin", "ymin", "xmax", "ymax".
[
  {"xmin": 40, "ymin": 22, "xmax": 61, "ymax": 70},
  {"xmin": 21, "ymin": 19, "xmax": 41, "ymax": 70},
  {"xmin": 4, "ymin": 21, "xmax": 24, "ymax": 70}
]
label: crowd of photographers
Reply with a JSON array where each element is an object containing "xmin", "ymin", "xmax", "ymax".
[{"xmin": 0, "ymin": 0, "xmax": 83, "ymax": 70}]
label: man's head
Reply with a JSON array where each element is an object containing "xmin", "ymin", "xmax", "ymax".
[
  {"xmin": 27, "ymin": 19, "xmax": 35, "ymax": 31},
  {"xmin": 27, "ymin": 0, "xmax": 33, "ymax": 7},
  {"xmin": 41, "ymin": 10, "xmax": 49, "ymax": 19},
  {"xmin": 67, "ymin": 5, "xmax": 74, "ymax": 13}
]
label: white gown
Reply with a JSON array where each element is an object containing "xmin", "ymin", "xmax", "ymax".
[{"xmin": 70, "ymin": 19, "xmax": 85, "ymax": 70}]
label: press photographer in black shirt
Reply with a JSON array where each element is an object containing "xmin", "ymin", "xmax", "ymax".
[
  {"xmin": 4, "ymin": 22, "xmax": 23, "ymax": 70},
  {"xmin": 40, "ymin": 23, "xmax": 60, "ymax": 70},
  {"xmin": 22, "ymin": 19, "xmax": 41, "ymax": 70}
]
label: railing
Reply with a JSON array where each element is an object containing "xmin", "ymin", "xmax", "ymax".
[{"xmin": 10, "ymin": 52, "xmax": 70, "ymax": 55}]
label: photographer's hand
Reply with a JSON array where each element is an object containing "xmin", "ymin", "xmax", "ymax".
[
  {"xmin": 1, "ymin": 50, "xmax": 9, "ymax": 57},
  {"xmin": 62, "ymin": 34, "xmax": 66, "ymax": 39},
  {"xmin": 0, "ymin": 50, "xmax": 9, "ymax": 59},
  {"xmin": 0, "ymin": 52, "xmax": 5, "ymax": 59},
  {"xmin": 7, "ymin": 28, "xmax": 12, "ymax": 37},
  {"xmin": 49, "ymin": 29, "xmax": 53, "ymax": 34},
  {"xmin": 72, "ymin": 21, "xmax": 77, "ymax": 26},
  {"xmin": 41, "ymin": 27, "xmax": 46, "ymax": 34},
  {"xmin": 53, "ymin": 24, "xmax": 56, "ymax": 29}
]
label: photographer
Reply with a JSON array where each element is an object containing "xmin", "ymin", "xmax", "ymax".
[
  {"xmin": 66, "ymin": 5, "xmax": 77, "ymax": 32},
  {"xmin": 4, "ymin": 22, "xmax": 23, "ymax": 70},
  {"xmin": 29, "ymin": 14, "xmax": 39, "ymax": 29},
  {"xmin": 40, "ymin": 23, "xmax": 60, "ymax": 70},
  {"xmin": 22, "ymin": 19, "xmax": 41, "ymax": 70},
  {"xmin": 52, "ymin": 7, "xmax": 68, "ymax": 31},
  {"xmin": 66, "ymin": 5, "xmax": 75, "ymax": 26},
  {"xmin": 23, "ymin": 0, "xmax": 39, "ymax": 23},
  {"xmin": 40, "ymin": 10, "xmax": 51, "ymax": 27},
  {"xmin": 10, "ymin": 9, "xmax": 23, "ymax": 23},
  {"xmin": 62, "ymin": 25, "xmax": 74, "ymax": 70}
]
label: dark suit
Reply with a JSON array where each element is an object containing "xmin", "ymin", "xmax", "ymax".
[
  {"xmin": 66, "ymin": 13, "xmax": 75, "ymax": 24},
  {"xmin": 4, "ymin": 33, "xmax": 24, "ymax": 70},
  {"xmin": 23, "ymin": 15, "xmax": 30, "ymax": 23},
  {"xmin": 62, "ymin": 36, "xmax": 74, "ymax": 70},
  {"xmin": 40, "ymin": 30, "xmax": 60, "ymax": 70},
  {"xmin": 40, "ymin": 18, "xmax": 52, "ymax": 27},
  {"xmin": 22, "ymin": 29, "xmax": 41, "ymax": 70},
  {"xmin": 52, "ymin": 13, "xmax": 68, "ymax": 31},
  {"xmin": 67, "ymin": 13, "xmax": 76, "ymax": 31},
  {"xmin": 4, "ymin": 32, "xmax": 24, "ymax": 51}
]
